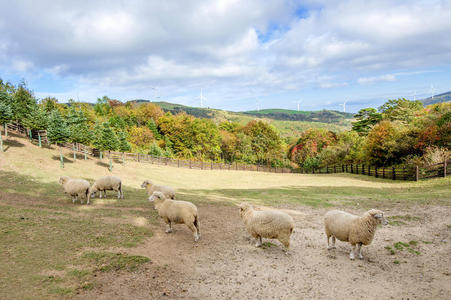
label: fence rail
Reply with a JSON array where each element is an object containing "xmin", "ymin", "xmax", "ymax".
[{"xmin": 3, "ymin": 123, "xmax": 448, "ymax": 181}]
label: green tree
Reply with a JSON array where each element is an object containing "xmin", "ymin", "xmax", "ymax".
[
  {"xmin": 47, "ymin": 111, "xmax": 69, "ymax": 144},
  {"xmin": 352, "ymin": 108, "xmax": 382, "ymax": 135},
  {"xmin": 94, "ymin": 96, "xmax": 112, "ymax": 116},
  {"xmin": 379, "ymin": 98, "xmax": 423, "ymax": 123},
  {"xmin": 117, "ymin": 131, "xmax": 131, "ymax": 152},
  {"xmin": 147, "ymin": 118, "xmax": 161, "ymax": 139},
  {"xmin": 93, "ymin": 122, "xmax": 119, "ymax": 152},
  {"xmin": 0, "ymin": 100, "xmax": 13, "ymax": 151},
  {"xmin": 12, "ymin": 82, "xmax": 36, "ymax": 122}
]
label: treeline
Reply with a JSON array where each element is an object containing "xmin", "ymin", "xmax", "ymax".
[
  {"xmin": 289, "ymin": 99, "xmax": 450, "ymax": 169},
  {"xmin": 1, "ymin": 79, "xmax": 449, "ymax": 169},
  {"xmin": 0, "ymin": 79, "xmax": 289, "ymax": 166}
]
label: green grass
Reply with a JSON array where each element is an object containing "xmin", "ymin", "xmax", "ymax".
[
  {"xmin": 0, "ymin": 171, "xmax": 155, "ymax": 299},
  {"xmin": 182, "ymin": 176, "xmax": 451, "ymax": 209},
  {"xmin": 390, "ymin": 241, "xmax": 421, "ymax": 256},
  {"xmin": 82, "ymin": 251, "xmax": 150, "ymax": 272},
  {"xmin": 388, "ymin": 215, "xmax": 421, "ymax": 226}
]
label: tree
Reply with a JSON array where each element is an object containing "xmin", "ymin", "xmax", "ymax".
[
  {"xmin": 93, "ymin": 122, "xmax": 119, "ymax": 152},
  {"xmin": 147, "ymin": 118, "xmax": 161, "ymax": 139},
  {"xmin": 352, "ymin": 108, "xmax": 382, "ymax": 135},
  {"xmin": 23, "ymin": 105, "xmax": 48, "ymax": 131},
  {"xmin": 66, "ymin": 107, "xmax": 92, "ymax": 145},
  {"xmin": 12, "ymin": 82, "xmax": 36, "ymax": 122},
  {"xmin": 0, "ymin": 100, "xmax": 13, "ymax": 151},
  {"xmin": 94, "ymin": 96, "xmax": 112, "ymax": 116},
  {"xmin": 378, "ymin": 98, "xmax": 423, "ymax": 123},
  {"xmin": 117, "ymin": 131, "xmax": 131, "ymax": 152},
  {"xmin": 47, "ymin": 111, "xmax": 70, "ymax": 167},
  {"xmin": 135, "ymin": 103, "xmax": 164, "ymax": 126}
]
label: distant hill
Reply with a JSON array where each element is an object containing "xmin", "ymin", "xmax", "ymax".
[
  {"xmin": 422, "ymin": 91, "xmax": 451, "ymax": 106},
  {"xmin": 243, "ymin": 108, "xmax": 354, "ymax": 123}
]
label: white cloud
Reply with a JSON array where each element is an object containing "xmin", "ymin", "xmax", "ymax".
[{"xmin": 358, "ymin": 74, "xmax": 396, "ymax": 84}]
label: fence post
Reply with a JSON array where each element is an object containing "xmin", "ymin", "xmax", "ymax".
[
  {"xmin": 59, "ymin": 146, "xmax": 64, "ymax": 169},
  {"xmin": 178, "ymin": 159, "xmax": 180, "ymax": 168},
  {"xmin": 211, "ymin": 161, "xmax": 213, "ymax": 170},
  {"xmin": 73, "ymin": 144, "xmax": 76, "ymax": 161},
  {"xmin": 444, "ymin": 160, "xmax": 447, "ymax": 177},
  {"xmin": 4, "ymin": 124, "xmax": 7, "ymax": 137},
  {"xmin": 382, "ymin": 167, "xmax": 385, "ymax": 178},
  {"xmin": 326, "ymin": 166, "xmax": 329, "ymax": 173},
  {"xmin": 0, "ymin": 132, "xmax": 3, "ymax": 152},
  {"xmin": 100, "ymin": 151, "xmax": 103, "ymax": 160},
  {"xmin": 375, "ymin": 167, "xmax": 378, "ymax": 178},
  {"xmin": 84, "ymin": 149, "xmax": 87, "ymax": 160},
  {"xmin": 392, "ymin": 167, "xmax": 396, "ymax": 180},
  {"xmin": 368, "ymin": 165, "xmax": 370, "ymax": 176},
  {"xmin": 351, "ymin": 164, "xmax": 353, "ymax": 173},
  {"xmin": 362, "ymin": 164, "xmax": 365, "ymax": 175},
  {"xmin": 201, "ymin": 161, "xmax": 203, "ymax": 170},
  {"xmin": 189, "ymin": 160, "xmax": 192, "ymax": 169},
  {"xmin": 415, "ymin": 165, "xmax": 419, "ymax": 181},
  {"xmin": 236, "ymin": 162, "xmax": 238, "ymax": 170},
  {"xmin": 108, "ymin": 151, "xmax": 112, "ymax": 172},
  {"xmin": 38, "ymin": 133, "xmax": 42, "ymax": 147},
  {"xmin": 403, "ymin": 166, "xmax": 406, "ymax": 180}
]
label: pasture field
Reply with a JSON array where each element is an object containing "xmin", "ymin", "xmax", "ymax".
[{"xmin": 0, "ymin": 134, "xmax": 450, "ymax": 299}]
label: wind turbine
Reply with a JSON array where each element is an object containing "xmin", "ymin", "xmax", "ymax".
[
  {"xmin": 151, "ymin": 87, "xmax": 160, "ymax": 100},
  {"xmin": 430, "ymin": 84, "xmax": 435, "ymax": 99},
  {"xmin": 292, "ymin": 99, "xmax": 302, "ymax": 111},
  {"xmin": 197, "ymin": 88, "xmax": 207, "ymax": 108},
  {"xmin": 412, "ymin": 90, "xmax": 416, "ymax": 101},
  {"xmin": 339, "ymin": 100, "xmax": 347, "ymax": 112}
]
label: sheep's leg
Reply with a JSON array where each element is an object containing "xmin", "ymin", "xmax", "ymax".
[
  {"xmin": 187, "ymin": 223, "xmax": 199, "ymax": 242},
  {"xmin": 99, "ymin": 191, "xmax": 102, "ymax": 198},
  {"xmin": 72, "ymin": 196, "xmax": 76, "ymax": 204},
  {"xmin": 165, "ymin": 220, "xmax": 173, "ymax": 233},
  {"xmin": 357, "ymin": 243, "xmax": 363, "ymax": 260},
  {"xmin": 327, "ymin": 236, "xmax": 336, "ymax": 249},
  {"xmin": 331, "ymin": 236, "xmax": 336, "ymax": 249},
  {"xmin": 349, "ymin": 244, "xmax": 356, "ymax": 260},
  {"xmin": 255, "ymin": 236, "xmax": 262, "ymax": 247}
]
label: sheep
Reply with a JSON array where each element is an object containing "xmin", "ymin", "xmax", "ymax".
[
  {"xmin": 239, "ymin": 202, "xmax": 294, "ymax": 251},
  {"xmin": 149, "ymin": 191, "xmax": 200, "ymax": 242},
  {"xmin": 324, "ymin": 209, "xmax": 388, "ymax": 260},
  {"xmin": 90, "ymin": 176, "xmax": 123, "ymax": 199},
  {"xmin": 141, "ymin": 180, "xmax": 175, "ymax": 199},
  {"xmin": 58, "ymin": 176, "xmax": 91, "ymax": 204}
]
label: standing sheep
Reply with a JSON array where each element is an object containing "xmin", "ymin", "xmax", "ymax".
[
  {"xmin": 324, "ymin": 209, "xmax": 388, "ymax": 260},
  {"xmin": 141, "ymin": 180, "xmax": 175, "ymax": 199},
  {"xmin": 239, "ymin": 203, "xmax": 294, "ymax": 251},
  {"xmin": 149, "ymin": 192, "xmax": 200, "ymax": 242},
  {"xmin": 90, "ymin": 176, "xmax": 123, "ymax": 199},
  {"xmin": 58, "ymin": 176, "xmax": 91, "ymax": 204}
]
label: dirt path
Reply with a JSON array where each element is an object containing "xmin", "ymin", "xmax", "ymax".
[{"xmin": 78, "ymin": 203, "xmax": 451, "ymax": 299}]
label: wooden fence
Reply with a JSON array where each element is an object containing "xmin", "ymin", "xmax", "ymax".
[{"xmin": 3, "ymin": 123, "xmax": 449, "ymax": 180}]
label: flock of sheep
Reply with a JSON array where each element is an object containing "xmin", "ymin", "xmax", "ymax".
[{"xmin": 59, "ymin": 175, "xmax": 388, "ymax": 260}]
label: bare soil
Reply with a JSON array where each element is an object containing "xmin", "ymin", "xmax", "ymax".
[{"xmin": 79, "ymin": 203, "xmax": 451, "ymax": 299}]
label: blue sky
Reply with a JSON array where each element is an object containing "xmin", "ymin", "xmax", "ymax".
[{"xmin": 1, "ymin": 0, "xmax": 450, "ymax": 113}]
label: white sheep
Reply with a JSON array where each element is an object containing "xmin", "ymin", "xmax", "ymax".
[
  {"xmin": 90, "ymin": 176, "xmax": 123, "ymax": 199},
  {"xmin": 58, "ymin": 176, "xmax": 91, "ymax": 204},
  {"xmin": 141, "ymin": 180, "xmax": 175, "ymax": 199},
  {"xmin": 324, "ymin": 209, "xmax": 388, "ymax": 260},
  {"xmin": 149, "ymin": 191, "xmax": 200, "ymax": 242},
  {"xmin": 239, "ymin": 203, "xmax": 294, "ymax": 250}
]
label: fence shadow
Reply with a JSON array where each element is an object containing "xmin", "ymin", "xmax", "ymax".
[
  {"xmin": 51, "ymin": 155, "xmax": 74, "ymax": 164},
  {"xmin": 96, "ymin": 161, "xmax": 109, "ymax": 168},
  {"xmin": 3, "ymin": 138, "xmax": 25, "ymax": 152}
]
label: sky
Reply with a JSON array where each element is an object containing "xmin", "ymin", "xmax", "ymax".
[{"xmin": 1, "ymin": 0, "xmax": 451, "ymax": 113}]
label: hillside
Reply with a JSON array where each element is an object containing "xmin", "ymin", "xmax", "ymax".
[
  {"xmin": 127, "ymin": 100, "xmax": 353, "ymax": 137},
  {"xmin": 422, "ymin": 91, "xmax": 451, "ymax": 105},
  {"xmin": 243, "ymin": 108, "xmax": 354, "ymax": 123}
]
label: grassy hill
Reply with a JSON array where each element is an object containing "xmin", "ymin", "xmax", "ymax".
[
  {"xmin": 422, "ymin": 91, "xmax": 451, "ymax": 106},
  {"xmin": 128, "ymin": 100, "xmax": 353, "ymax": 137}
]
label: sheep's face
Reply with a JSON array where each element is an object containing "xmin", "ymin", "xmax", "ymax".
[
  {"xmin": 58, "ymin": 177, "xmax": 68, "ymax": 185},
  {"xmin": 149, "ymin": 192, "xmax": 164, "ymax": 203},
  {"xmin": 141, "ymin": 180, "xmax": 152, "ymax": 188},
  {"xmin": 369, "ymin": 209, "xmax": 388, "ymax": 225},
  {"xmin": 239, "ymin": 203, "xmax": 251, "ymax": 219}
]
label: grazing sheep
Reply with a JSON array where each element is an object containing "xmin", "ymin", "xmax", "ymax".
[
  {"xmin": 149, "ymin": 192, "xmax": 200, "ymax": 242},
  {"xmin": 58, "ymin": 176, "xmax": 91, "ymax": 204},
  {"xmin": 90, "ymin": 176, "xmax": 123, "ymax": 199},
  {"xmin": 141, "ymin": 180, "xmax": 175, "ymax": 199},
  {"xmin": 324, "ymin": 209, "xmax": 388, "ymax": 260},
  {"xmin": 239, "ymin": 203, "xmax": 294, "ymax": 251}
]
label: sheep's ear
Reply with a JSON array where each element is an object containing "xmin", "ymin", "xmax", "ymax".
[{"xmin": 373, "ymin": 213, "xmax": 383, "ymax": 219}]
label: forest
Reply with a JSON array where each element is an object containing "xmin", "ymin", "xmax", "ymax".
[{"xmin": 0, "ymin": 79, "xmax": 450, "ymax": 169}]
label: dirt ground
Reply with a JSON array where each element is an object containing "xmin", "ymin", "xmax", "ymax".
[{"xmin": 79, "ymin": 203, "xmax": 451, "ymax": 299}]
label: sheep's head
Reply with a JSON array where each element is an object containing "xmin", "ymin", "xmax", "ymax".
[
  {"xmin": 141, "ymin": 180, "xmax": 153, "ymax": 189},
  {"xmin": 59, "ymin": 176, "xmax": 69, "ymax": 185},
  {"xmin": 149, "ymin": 191, "xmax": 165, "ymax": 203},
  {"xmin": 89, "ymin": 185, "xmax": 98, "ymax": 197},
  {"xmin": 368, "ymin": 209, "xmax": 388, "ymax": 225},
  {"xmin": 238, "ymin": 202, "xmax": 252, "ymax": 218}
]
